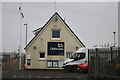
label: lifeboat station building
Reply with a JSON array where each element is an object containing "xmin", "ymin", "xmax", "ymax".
[{"xmin": 25, "ymin": 12, "xmax": 85, "ymax": 69}]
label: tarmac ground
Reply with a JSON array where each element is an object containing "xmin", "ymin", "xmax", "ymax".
[{"xmin": 2, "ymin": 69, "xmax": 90, "ymax": 80}]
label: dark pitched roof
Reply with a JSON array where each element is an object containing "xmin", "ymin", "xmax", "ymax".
[{"xmin": 25, "ymin": 12, "xmax": 85, "ymax": 49}]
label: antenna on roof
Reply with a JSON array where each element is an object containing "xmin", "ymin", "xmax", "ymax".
[{"xmin": 54, "ymin": 1, "xmax": 56, "ymax": 13}]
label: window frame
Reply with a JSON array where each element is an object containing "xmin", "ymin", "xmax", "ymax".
[
  {"xmin": 58, "ymin": 60, "xmax": 64, "ymax": 68},
  {"xmin": 39, "ymin": 52, "xmax": 46, "ymax": 60},
  {"xmin": 66, "ymin": 52, "xmax": 73, "ymax": 58},
  {"xmin": 47, "ymin": 60, "xmax": 53, "ymax": 68},
  {"xmin": 27, "ymin": 59, "xmax": 31, "ymax": 66},
  {"xmin": 47, "ymin": 60, "xmax": 64, "ymax": 68},
  {"xmin": 51, "ymin": 29, "xmax": 61, "ymax": 40}
]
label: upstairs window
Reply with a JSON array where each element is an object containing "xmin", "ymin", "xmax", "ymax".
[{"xmin": 52, "ymin": 30, "xmax": 60, "ymax": 39}]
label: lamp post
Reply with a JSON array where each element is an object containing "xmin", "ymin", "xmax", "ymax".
[
  {"xmin": 19, "ymin": 3, "xmax": 24, "ymax": 70},
  {"xmin": 113, "ymin": 31, "xmax": 116, "ymax": 47},
  {"xmin": 24, "ymin": 24, "xmax": 27, "ymax": 46}
]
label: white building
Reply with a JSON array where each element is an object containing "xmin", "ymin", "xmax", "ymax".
[{"xmin": 25, "ymin": 12, "xmax": 85, "ymax": 69}]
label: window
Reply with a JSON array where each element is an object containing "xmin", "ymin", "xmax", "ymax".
[
  {"xmin": 27, "ymin": 55, "xmax": 31, "ymax": 65},
  {"xmin": 58, "ymin": 60, "xmax": 64, "ymax": 68},
  {"xmin": 27, "ymin": 59, "xmax": 31, "ymax": 65},
  {"xmin": 39, "ymin": 52, "xmax": 45, "ymax": 59},
  {"xmin": 66, "ymin": 52, "xmax": 73, "ymax": 58},
  {"xmin": 52, "ymin": 60, "xmax": 58, "ymax": 68},
  {"xmin": 77, "ymin": 53, "xmax": 85, "ymax": 60},
  {"xmin": 47, "ymin": 60, "xmax": 64, "ymax": 68},
  {"xmin": 70, "ymin": 53, "xmax": 85, "ymax": 60},
  {"xmin": 52, "ymin": 30, "xmax": 60, "ymax": 39},
  {"xmin": 47, "ymin": 60, "xmax": 53, "ymax": 68}
]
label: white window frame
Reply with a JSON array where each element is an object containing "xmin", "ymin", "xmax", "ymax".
[
  {"xmin": 39, "ymin": 52, "xmax": 46, "ymax": 60},
  {"xmin": 51, "ymin": 29, "xmax": 61, "ymax": 40},
  {"xmin": 52, "ymin": 60, "xmax": 59, "ymax": 68},
  {"xmin": 58, "ymin": 60, "xmax": 64, "ymax": 68},
  {"xmin": 47, "ymin": 60, "xmax": 64, "ymax": 68},
  {"xmin": 47, "ymin": 60, "xmax": 53, "ymax": 68},
  {"xmin": 27, "ymin": 55, "xmax": 31, "ymax": 66},
  {"xmin": 66, "ymin": 52, "xmax": 73, "ymax": 58},
  {"xmin": 27, "ymin": 59, "xmax": 31, "ymax": 65}
]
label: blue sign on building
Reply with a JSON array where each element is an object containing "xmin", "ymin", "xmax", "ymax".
[{"xmin": 48, "ymin": 42, "xmax": 64, "ymax": 55}]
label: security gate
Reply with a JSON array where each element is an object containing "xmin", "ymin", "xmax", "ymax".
[{"xmin": 88, "ymin": 47, "xmax": 120, "ymax": 79}]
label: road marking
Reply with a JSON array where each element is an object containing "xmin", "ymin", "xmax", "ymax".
[
  {"xmin": 37, "ymin": 75, "xmax": 40, "ymax": 78},
  {"xmin": 21, "ymin": 75, "xmax": 24, "ymax": 78},
  {"xmin": 28, "ymin": 75, "xmax": 32, "ymax": 78},
  {"xmin": 44, "ymin": 76, "xmax": 52, "ymax": 78},
  {"xmin": 13, "ymin": 75, "xmax": 16, "ymax": 78}
]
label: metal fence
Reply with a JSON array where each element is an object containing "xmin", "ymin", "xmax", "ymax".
[
  {"xmin": 2, "ymin": 53, "xmax": 25, "ymax": 70},
  {"xmin": 88, "ymin": 47, "xmax": 120, "ymax": 79}
]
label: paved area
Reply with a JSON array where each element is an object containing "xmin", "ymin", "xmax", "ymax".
[
  {"xmin": 2, "ymin": 69, "xmax": 118, "ymax": 80},
  {"xmin": 2, "ymin": 69, "xmax": 89, "ymax": 80}
]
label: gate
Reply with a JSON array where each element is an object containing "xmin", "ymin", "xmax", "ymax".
[{"xmin": 88, "ymin": 47, "xmax": 120, "ymax": 79}]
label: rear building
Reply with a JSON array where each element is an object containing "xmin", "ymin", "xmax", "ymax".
[{"xmin": 24, "ymin": 12, "xmax": 85, "ymax": 69}]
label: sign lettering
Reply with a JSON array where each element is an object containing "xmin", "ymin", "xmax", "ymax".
[{"xmin": 48, "ymin": 42, "xmax": 64, "ymax": 55}]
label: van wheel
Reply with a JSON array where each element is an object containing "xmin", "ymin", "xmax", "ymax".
[
  {"xmin": 73, "ymin": 66, "xmax": 79, "ymax": 72},
  {"xmin": 64, "ymin": 65, "xmax": 73, "ymax": 72}
]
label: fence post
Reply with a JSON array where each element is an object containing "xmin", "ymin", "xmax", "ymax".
[
  {"xmin": 110, "ymin": 47, "xmax": 113, "ymax": 76},
  {"xmin": 88, "ymin": 49, "xmax": 90, "ymax": 76},
  {"xmin": 118, "ymin": 47, "xmax": 120, "ymax": 58},
  {"xmin": 110, "ymin": 47, "xmax": 113, "ymax": 60},
  {"xmin": 95, "ymin": 48, "xmax": 98, "ymax": 78}
]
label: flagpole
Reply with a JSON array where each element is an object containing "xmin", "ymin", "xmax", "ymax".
[{"xmin": 19, "ymin": 2, "xmax": 23, "ymax": 70}]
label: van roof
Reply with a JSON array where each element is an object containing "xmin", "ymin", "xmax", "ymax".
[{"xmin": 76, "ymin": 48, "xmax": 87, "ymax": 53}]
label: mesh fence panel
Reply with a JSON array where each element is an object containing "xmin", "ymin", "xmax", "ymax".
[{"xmin": 88, "ymin": 47, "xmax": 120, "ymax": 79}]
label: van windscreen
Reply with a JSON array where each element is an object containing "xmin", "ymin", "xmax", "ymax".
[{"xmin": 70, "ymin": 53, "xmax": 85, "ymax": 60}]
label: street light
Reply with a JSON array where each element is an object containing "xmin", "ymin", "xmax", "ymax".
[
  {"xmin": 24, "ymin": 24, "xmax": 27, "ymax": 46},
  {"xmin": 113, "ymin": 31, "xmax": 116, "ymax": 47},
  {"xmin": 19, "ymin": 3, "xmax": 24, "ymax": 70}
]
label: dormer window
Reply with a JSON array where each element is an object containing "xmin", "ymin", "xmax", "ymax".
[{"xmin": 52, "ymin": 29, "xmax": 61, "ymax": 40}]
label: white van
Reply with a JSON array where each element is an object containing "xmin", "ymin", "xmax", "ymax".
[{"xmin": 62, "ymin": 48, "xmax": 88, "ymax": 71}]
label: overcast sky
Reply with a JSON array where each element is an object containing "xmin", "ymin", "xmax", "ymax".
[{"xmin": 2, "ymin": 2, "xmax": 118, "ymax": 52}]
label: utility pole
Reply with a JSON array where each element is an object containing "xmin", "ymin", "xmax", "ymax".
[
  {"xmin": 19, "ymin": 3, "xmax": 24, "ymax": 70},
  {"xmin": 24, "ymin": 24, "xmax": 27, "ymax": 46},
  {"xmin": 113, "ymin": 31, "xmax": 116, "ymax": 47}
]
